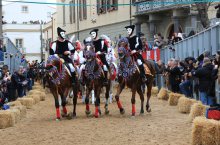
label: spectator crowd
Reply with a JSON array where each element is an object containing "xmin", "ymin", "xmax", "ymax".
[
  {"xmin": 154, "ymin": 51, "xmax": 220, "ymax": 106},
  {"xmin": 0, "ymin": 60, "xmax": 41, "ymax": 108}
]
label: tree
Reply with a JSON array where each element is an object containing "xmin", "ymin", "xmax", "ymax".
[{"xmin": 193, "ymin": 1, "xmax": 212, "ymax": 29}]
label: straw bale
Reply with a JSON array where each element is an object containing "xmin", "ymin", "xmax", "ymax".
[
  {"xmin": 157, "ymin": 88, "xmax": 169, "ymax": 100},
  {"xmin": 0, "ymin": 110, "xmax": 15, "ymax": 129}
]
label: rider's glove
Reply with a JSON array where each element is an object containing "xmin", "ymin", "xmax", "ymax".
[
  {"xmin": 96, "ymin": 51, "xmax": 101, "ymax": 55},
  {"xmin": 131, "ymin": 50, "xmax": 136, "ymax": 54}
]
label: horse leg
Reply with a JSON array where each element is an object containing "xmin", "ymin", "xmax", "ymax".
[
  {"xmin": 51, "ymin": 90, "xmax": 60, "ymax": 120},
  {"xmin": 104, "ymin": 83, "xmax": 110, "ymax": 115},
  {"xmin": 137, "ymin": 86, "xmax": 144, "ymax": 114},
  {"xmin": 109, "ymin": 80, "xmax": 113, "ymax": 103},
  {"xmin": 72, "ymin": 87, "xmax": 78, "ymax": 118},
  {"xmin": 115, "ymin": 83, "xmax": 125, "ymax": 115},
  {"xmin": 85, "ymin": 86, "xmax": 92, "ymax": 115},
  {"xmin": 91, "ymin": 89, "xmax": 95, "ymax": 104},
  {"xmin": 131, "ymin": 87, "xmax": 136, "ymax": 116},
  {"xmin": 94, "ymin": 86, "xmax": 101, "ymax": 118},
  {"xmin": 61, "ymin": 89, "xmax": 68, "ymax": 117},
  {"xmin": 146, "ymin": 82, "xmax": 152, "ymax": 112}
]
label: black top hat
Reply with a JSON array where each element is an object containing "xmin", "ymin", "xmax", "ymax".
[
  {"xmin": 90, "ymin": 29, "xmax": 99, "ymax": 34},
  {"xmin": 125, "ymin": 25, "xmax": 135, "ymax": 30},
  {"xmin": 57, "ymin": 27, "xmax": 66, "ymax": 34}
]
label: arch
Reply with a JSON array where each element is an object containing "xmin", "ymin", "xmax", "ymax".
[{"xmin": 165, "ymin": 23, "xmax": 183, "ymax": 39}]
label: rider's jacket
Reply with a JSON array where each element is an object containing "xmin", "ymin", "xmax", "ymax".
[
  {"xmin": 127, "ymin": 35, "xmax": 143, "ymax": 51},
  {"xmin": 93, "ymin": 39, "xmax": 108, "ymax": 53},
  {"xmin": 50, "ymin": 40, "xmax": 75, "ymax": 56},
  {"xmin": 50, "ymin": 40, "xmax": 75, "ymax": 63}
]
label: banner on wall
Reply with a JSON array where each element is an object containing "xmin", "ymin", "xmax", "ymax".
[{"xmin": 142, "ymin": 48, "xmax": 160, "ymax": 61}]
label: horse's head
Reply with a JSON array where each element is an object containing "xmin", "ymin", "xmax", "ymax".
[
  {"xmin": 118, "ymin": 37, "xmax": 129, "ymax": 48},
  {"xmin": 84, "ymin": 44, "xmax": 96, "ymax": 62},
  {"xmin": 118, "ymin": 47, "xmax": 128, "ymax": 60}
]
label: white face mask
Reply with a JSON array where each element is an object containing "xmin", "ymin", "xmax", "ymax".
[
  {"xmin": 126, "ymin": 28, "xmax": 133, "ymax": 36},
  {"xmin": 91, "ymin": 32, "xmax": 97, "ymax": 39},
  {"xmin": 60, "ymin": 32, "xmax": 66, "ymax": 39}
]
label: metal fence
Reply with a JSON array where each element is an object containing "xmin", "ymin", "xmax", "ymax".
[
  {"xmin": 0, "ymin": 37, "xmax": 27, "ymax": 73},
  {"xmin": 155, "ymin": 74, "xmax": 220, "ymax": 104},
  {"xmin": 160, "ymin": 23, "xmax": 220, "ymax": 63}
]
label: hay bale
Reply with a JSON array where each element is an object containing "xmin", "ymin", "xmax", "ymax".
[
  {"xmin": 168, "ymin": 93, "xmax": 184, "ymax": 106},
  {"xmin": 8, "ymin": 101, "xmax": 22, "ymax": 107},
  {"xmin": 28, "ymin": 90, "xmax": 41, "ymax": 95},
  {"xmin": 17, "ymin": 98, "xmax": 34, "ymax": 109},
  {"xmin": 178, "ymin": 97, "xmax": 197, "ymax": 113},
  {"xmin": 11, "ymin": 106, "xmax": 26, "ymax": 118},
  {"xmin": 6, "ymin": 109, "xmax": 21, "ymax": 123},
  {"xmin": 189, "ymin": 102, "xmax": 208, "ymax": 122},
  {"xmin": 157, "ymin": 88, "xmax": 169, "ymax": 100},
  {"xmin": 0, "ymin": 110, "xmax": 15, "ymax": 129},
  {"xmin": 151, "ymin": 87, "xmax": 159, "ymax": 97},
  {"xmin": 26, "ymin": 95, "xmax": 40, "ymax": 104},
  {"xmin": 192, "ymin": 117, "xmax": 220, "ymax": 145},
  {"xmin": 33, "ymin": 85, "xmax": 42, "ymax": 90},
  {"xmin": 40, "ymin": 92, "xmax": 46, "ymax": 101}
]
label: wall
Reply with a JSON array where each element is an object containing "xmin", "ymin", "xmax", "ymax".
[
  {"xmin": 3, "ymin": 1, "xmax": 56, "ymax": 23},
  {"xmin": 56, "ymin": 0, "xmax": 135, "ymax": 37}
]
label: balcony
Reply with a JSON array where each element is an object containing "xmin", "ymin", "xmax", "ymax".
[{"xmin": 136, "ymin": 0, "xmax": 191, "ymax": 15}]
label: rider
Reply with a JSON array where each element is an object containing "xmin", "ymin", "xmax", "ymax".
[
  {"xmin": 50, "ymin": 27, "xmax": 77, "ymax": 85},
  {"xmin": 125, "ymin": 25, "xmax": 147, "ymax": 82},
  {"xmin": 89, "ymin": 29, "xmax": 109, "ymax": 84}
]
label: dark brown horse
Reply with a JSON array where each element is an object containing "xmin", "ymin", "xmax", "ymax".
[
  {"xmin": 115, "ymin": 46, "xmax": 155, "ymax": 116},
  {"xmin": 81, "ymin": 45, "xmax": 111, "ymax": 118},
  {"xmin": 45, "ymin": 55, "xmax": 79, "ymax": 120}
]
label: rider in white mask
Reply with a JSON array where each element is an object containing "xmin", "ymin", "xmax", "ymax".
[
  {"xmin": 125, "ymin": 25, "xmax": 147, "ymax": 82},
  {"xmin": 89, "ymin": 29, "xmax": 109, "ymax": 85},
  {"xmin": 50, "ymin": 27, "xmax": 77, "ymax": 85}
]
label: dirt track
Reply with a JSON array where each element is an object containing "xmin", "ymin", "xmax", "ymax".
[{"xmin": 0, "ymin": 89, "xmax": 192, "ymax": 145}]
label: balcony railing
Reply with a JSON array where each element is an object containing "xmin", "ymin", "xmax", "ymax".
[{"xmin": 136, "ymin": 0, "xmax": 191, "ymax": 14}]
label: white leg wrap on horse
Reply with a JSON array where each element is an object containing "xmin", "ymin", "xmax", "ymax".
[
  {"xmin": 110, "ymin": 93, "xmax": 113, "ymax": 104},
  {"xmin": 103, "ymin": 65, "xmax": 108, "ymax": 71},
  {"xmin": 137, "ymin": 59, "xmax": 143, "ymax": 65},
  {"xmin": 59, "ymin": 96, "xmax": 62, "ymax": 106},
  {"xmin": 68, "ymin": 63, "xmax": 75, "ymax": 72},
  {"xmin": 91, "ymin": 90, "xmax": 95, "ymax": 104}
]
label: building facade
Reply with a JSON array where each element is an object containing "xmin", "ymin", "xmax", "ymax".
[
  {"xmin": 134, "ymin": 0, "xmax": 219, "ymax": 42},
  {"xmin": 56, "ymin": 0, "xmax": 136, "ymax": 43},
  {"xmin": 3, "ymin": 1, "xmax": 56, "ymax": 61}
]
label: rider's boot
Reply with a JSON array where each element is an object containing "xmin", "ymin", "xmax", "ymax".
[
  {"xmin": 103, "ymin": 71, "xmax": 108, "ymax": 85},
  {"xmin": 139, "ymin": 64, "xmax": 147, "ymax": 83},
  {"xmin": 71, "ymin": 72, "xmax": 77, "ymax": 86}
]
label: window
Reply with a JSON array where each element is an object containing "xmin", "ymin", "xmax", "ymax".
[
  {"xmin": 15, "ymin": 39, "xmax": 23, "ymax": 48},
  {"xmin": 83, "ymin": 0, "xmax": 87, "ymax": 19},
  {"xmin": 21, "ymin": 6, "xmax": 28, "ymax": 13},
  {"xmin": 69, "ymin": 1, "xmax": 73, "ymax": 23},
  {"xmin": 63, "ymin": 5, "xmax": 66, "ymax": 25},
  {"xmin": 79, "ymin": 0, "xmax": 82, "ymax": 21},
  {"xmin": 69, "ymin": 0, "xmax": 76, "ymax": 23},
  {"xmin": 107, "ymin": 0, "xmax": 118, "ymax": 12},
  {"xmin": 97, "ymin": 0, "xmax": 107, "ymax": 14}
]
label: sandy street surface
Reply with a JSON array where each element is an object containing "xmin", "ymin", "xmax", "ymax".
[{"xmin": 0, "ymin": 89, "xmax": 192, "ymax": 145}]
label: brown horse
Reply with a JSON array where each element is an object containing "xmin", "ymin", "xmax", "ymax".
[
  {"xmin": 45, "ymin": 55, "xmax": 79, "ymax": 120},
  {"xmin": 81, "ymin": 45, "xmax": 111, "ymax": 118},
  {"xmin": 115, "ymin": 46, "xmax": 155, "ymax": 116}
]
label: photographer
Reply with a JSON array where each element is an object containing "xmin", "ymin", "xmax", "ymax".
[{"xmin": 179, "ymin": 58, "xmax": 195, "ymax": 98}]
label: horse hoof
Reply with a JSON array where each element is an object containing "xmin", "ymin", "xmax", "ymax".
[
  {"xmin": 120, "ymin": 108, "xmax": 125, "ymax": 115},
  {"xmin": 140, "ymin": 110, "xmax": 144, "ymax": 115},
  {"xmin": 98, "ymin": 110, "xmax": 102, "ymax": 115},
  {"xmin": 85, "ymin": 110, "xmax": 91, "ymax": 115},
  {"xmin": 66, "ymin": 112, "xmax": 73, "ymax": 120},
  {"xmin": 56, "ymin": 118, "xmax": 61, "ymax": 121},
  {"xmin": 132, "ymin": 113, "xmax": 135, "ymax": 116},
  {"xmin": 61, "ymin": 113, "xmax": 68, "ymax": 118},
  {"xmin": 105, "ymin": 110, "xmax": 110, "ymax": 115},
  {"xmin": 146, "ymin": 107, "xmax": 151, "ymax": 113},
  {"xmin": 94, "ymin": 114, "xmax": 99, "ymax": 118}
]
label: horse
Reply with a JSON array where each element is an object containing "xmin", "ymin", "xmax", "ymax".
[
  {"xmin": 81, "ymin": 44, "xmax": 111, "ymax": 118},
  {"xmin": 115, "ymin": 46, "xmax": 155, "ymax": 116},
  {"xmin": 45, "ymin": 55, "xmax": 79, "ymax": 120}
]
